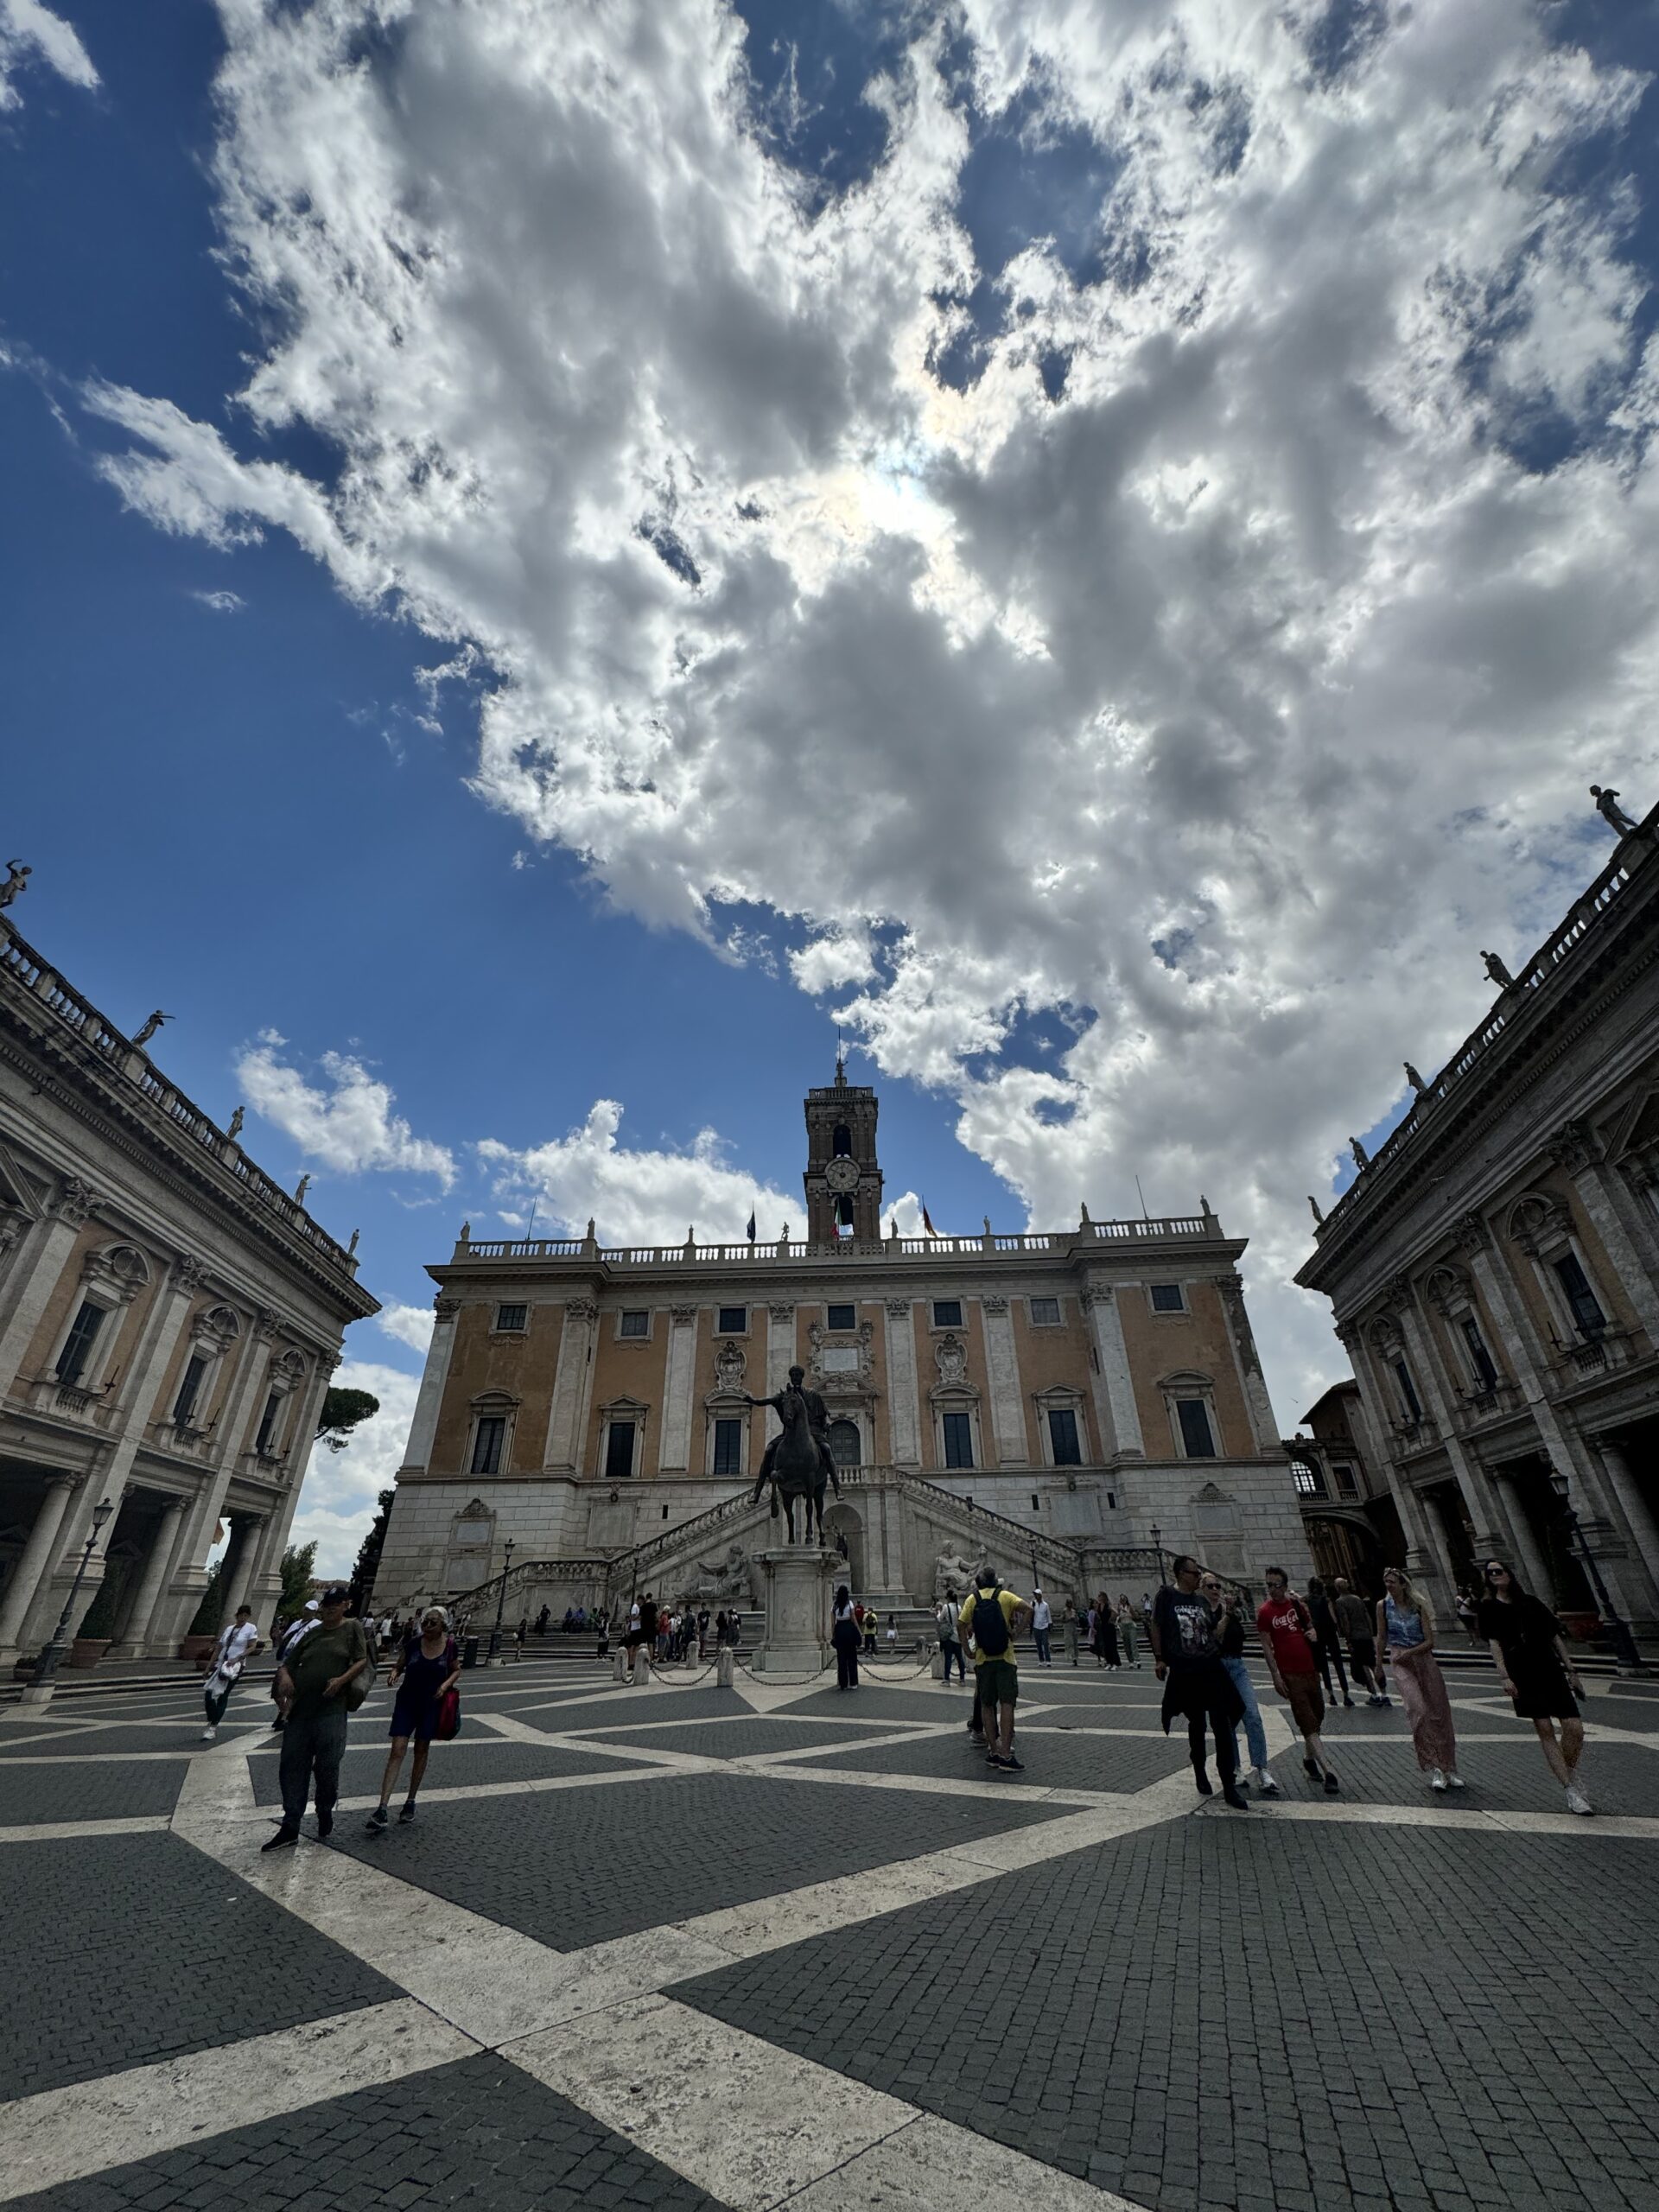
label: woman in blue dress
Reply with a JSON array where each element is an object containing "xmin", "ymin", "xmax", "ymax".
[{"xmin": 366, "ymin": 1605, "xmax": 460, "ymax": 1834}]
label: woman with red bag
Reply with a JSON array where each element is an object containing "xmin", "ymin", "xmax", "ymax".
[{"xmin": 365, "ymin": 1605, "xmax": 460, "ymax": 1835}]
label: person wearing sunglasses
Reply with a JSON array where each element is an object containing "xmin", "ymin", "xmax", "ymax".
[
  {"xmin": 1202, "ymin": 1573, "xmax": 1278, "ymax": 1795},
  {"xmin": 1476, "ymin": 1559, "xmax": 1591, "ymax": 1815}
]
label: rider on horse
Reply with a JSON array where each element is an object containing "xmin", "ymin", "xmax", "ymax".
[{"xmin": 746, "ymin": 1366, "xmax": 838, "ymax": 1491}]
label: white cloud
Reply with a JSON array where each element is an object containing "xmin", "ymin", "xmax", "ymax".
[
  {"xmin": 480, "ymin": 1098, "xmax": 795, "ymax": 1247},
  {"xmin": 190, "ymin": 587, "xmax": 245, "ymax": 613},
  {"xmin": 237, "ymin": 1041, "xmax": 455, "ymax": 1188},
  {"xmin": 376, "ymin": 1301, "xmax": 435, "ymax": 1356},
  {"xmin": 289, "ymin": 1357, "xmax": 420, "ymax": 1580},
  {"xmin": 0, "ymin": 0, "xmax": 98, "ymax": 110},
  {"xmin": 86, "ymin": 1, "xmax": 1659, "ymax": 1424}
]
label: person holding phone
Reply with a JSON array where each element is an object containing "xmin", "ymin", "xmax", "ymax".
[{"xmin": 1476, "ymin": 1559, "xmax": 1591, "ymax": 1815}]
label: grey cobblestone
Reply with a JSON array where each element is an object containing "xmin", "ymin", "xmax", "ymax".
[
  {"xmin": 321, "ymin": 1770, "xmax": 1066, "ymax": 1949},
  {"xmin": 0, "ymin": 1758, "xmax": 188, "ymax": 1824},
  {"xmin": 246, "ymin": 1738, "xmax": 650, "ymax": 1804},
  {"xmin": 809, "ymin": 1723, "xmax": 1192, "ymax": 1793},
  {"xmin": 2, "ymin": 1833, "xmax": 393, "ymax": 2100},
  {"xmin": 564, "ymin": 1717, "xmax": 917, "ymax": 1760},
  {"xmin": 12, "ymin": 2052, "xmax": 728, "ymax": 2211},
  {"xmin": 671, "ymin": 1818, "xmax": 1659, "ymax": 2212}
]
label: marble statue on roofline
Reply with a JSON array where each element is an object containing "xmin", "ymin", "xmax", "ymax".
[
  {"xmin": 134, "ymin": 1009, "xmax": 172, "ymax": 1046},
  {"xmin": 0, "ymin": 860, "xmax": 30, "ymax": 911},
  {"xmin": 1591, "ymin": 785, "xmax": 1639, "ymax": 837},
  {"xmin": 1480, "ymin": 949, "xmax": 1515, "ymax": 988}
]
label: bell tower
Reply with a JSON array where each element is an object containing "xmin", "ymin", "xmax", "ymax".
[{"xmin": 804, "ymin": 1058, "xmax": 884, "ymax": 1245}]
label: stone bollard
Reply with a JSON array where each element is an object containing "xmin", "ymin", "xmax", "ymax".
[
  {"xmin": 717, "ymin": 1648, "xmax": 735, "ymax": 1688},
  {"xmin": 683, "ymin": 1646, "xmax": 699, "ymax": 1671},
  {"xmin": 634, "ymin": 1650, "xmax": 652, "ymax": 1686},
  {"xmin": 930, "ymin": 1649, "xmax": 944, "ymax": 1681},
  {"xmin": 611, "ymin": 1650, "xmax": 627, "ymax": 1682}
]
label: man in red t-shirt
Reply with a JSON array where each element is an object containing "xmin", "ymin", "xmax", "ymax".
[{"xmin": 1257, "ymin": 1567, "xmax": 1339, "ymax": 1793}]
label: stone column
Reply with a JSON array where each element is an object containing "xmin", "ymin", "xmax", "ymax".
[
  {"xmin": 96, "ymin": 1257, "xmax": 205, "ymax": 1505},
  {"xmin": 0, "ymin": 1473, "xmax": 79, "ymax": 1662},
  {"xmin": 22, "ymin": 1477, "xmax": 128, "ymax": 1654},
  {"xmin": 219, "ymin": 1513, "xmax": 265, "ymax": 1619},
  {"xmin": 1587, "ymin": 1436, "xmax": 1659, "ymax": 1614},
  {"xmin": 883, "ymin": 1300, "xmax": 920, "ymax": 1467},
  {"xmin": 402, "ymin": 1298, "xmax": 458, "ymax": 1472},
  {"xmin": 658, "ymin": 1306, "xmax": 698, "ymax": 1471},
  {"xmin": 1081, "ymin": 1287, "xmax": 1143, "ymax": 1457},
  {"xmin": 245, "ymin": 1356, "xmax": 335, "ymax": 1621},
  {"xmin": 105, "ymin": 1494, "xmax": 188, "ymax": 1658},
  {"xmin": 1340, "ymin": 1328, "xmax": 1454, "ymax": 1616},
  {"xmin": 0, "ymin": 1178, "xmax": 97, "ymax": 1394},
  {"xmin": 1391, "ymin": 1300, "xmax": 1505, "ymax": 1556},
  {"xmin": 1551, "ymin": 1128, "xmax": 1659, "ymax": 1344},
  {"xmin": 155, "ymin": 1313, "xmax": 276, "ymax": 1647},
  {"xmin": 978, "ymin": 1295, "xmax": 1027, "ymax": 1466},
  {"xmin": 1216, "ymin": 1273, "xmax": 1281, "ymax": 1454},
  {"xmin": 1489, "ymin": 1469, "xmax": 1554, "ymax": 1603},
  {"xmin": 766, "ymin": 1302, "xmax": 796, "ymax": 1395},
  {"xmin": 543, "ymin": 1298, "xmax": 597, "ymax": 1472}
]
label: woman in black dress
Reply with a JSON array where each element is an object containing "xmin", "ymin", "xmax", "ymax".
[
  {"xmin": 830, "ymin": 1583, "xmax": 861, "ymax": 1690},
  {"xmin": 1476, "ymin": 1559, "xmax": 1591, "ymax": 1815}
]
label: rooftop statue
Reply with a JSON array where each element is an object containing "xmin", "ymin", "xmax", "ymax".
[
  {"xmin": 1480, "ymin": 949, "xmax": 1514, "ymax": 988},
  {"xmin": 134, "ymin": 1009, "xmax": 172, "ymax": 1046},
  {"xmin": 0, "ymin": 859, "xmax": 30, "ymax": 911},
  {"xmin": 1591, "ymin": 785, "xmax": 1638, "ymax": 836}
]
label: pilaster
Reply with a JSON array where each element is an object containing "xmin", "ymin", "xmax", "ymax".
[
  {"xmin": 882, "ymin": 1300, "xmax": 920, "ymax": 1467},
  {"xmin": 543, "ymin": 1298, "xmax": 597, "ymax": 1473},
  {"xmin": 0, "ymin": 1473, "xmax": 79, "ymax": 1662},
  {"xmin": 402, "ymin": 1297, "xmax": 458, "ymax": 1471},
  {"xmin": 978, "ymin": 1294, "xmax": 1027, "ymax": 1466},
  {"xmin": 659, "ymin": 1306, "xmax": 698, "ymax": 1471},
  {"xmin": 1081, "ymin": 1286, "xmax": 1143, "ymax": 1456}
]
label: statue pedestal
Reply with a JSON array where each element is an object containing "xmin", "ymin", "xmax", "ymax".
[{"xmin": 751, "ymin": 1547, "xmax": 836, "ymax": 1675}]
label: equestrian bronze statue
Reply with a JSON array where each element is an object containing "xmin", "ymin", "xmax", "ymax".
[{"xmin": 745, "ymin": 1366, "xmax": 840, "ymax": 1544}]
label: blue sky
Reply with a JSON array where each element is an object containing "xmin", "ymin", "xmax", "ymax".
[{"xmin": 4, "ymin": 1, "xmax": 1657, "ymax": 1567}]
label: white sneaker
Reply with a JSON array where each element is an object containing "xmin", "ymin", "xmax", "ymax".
[
  {"xmin": 1429, "ymin": 1768, "xmax": 1447, "ymax": 1791},
  {"xmin": 1566, "ymin": 1784, "xmax": 1594, "ymax": 1816},
  {"xmin": 1446, "ymin": 1771, "xmax": 1465, "ymax": 1790},
  {"xmin": 200, "ymin": 1726, "xmax": 217, "ymax": 1743},
  {"xmin": 1255, "ymin": 1767, "xmax": 1280, "ymax": 1796}
]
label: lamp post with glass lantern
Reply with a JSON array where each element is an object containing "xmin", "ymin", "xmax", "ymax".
[
  {"xmin": 1150, "ymin": 1523, "xmax": 1165, "ymax": 1585},
  {"xmin": 1548, "ymin": 1470, "xmax": 1646, "ymax": 1675},
  {"xmin": 486, "ymin": 1535, "xmax": 515, "ymax": 1666},
  {"xmin": 19, "ymin": 1496, "xmax": 115, "ymax": 1709}
]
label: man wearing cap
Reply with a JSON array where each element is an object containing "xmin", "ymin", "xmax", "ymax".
[{"xmin": 264, "ymin": 1586, "xmax": 372, "ymax": 1849}]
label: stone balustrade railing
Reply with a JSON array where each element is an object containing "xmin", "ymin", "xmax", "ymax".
[{"xmin": 456, "ymin": 1215, "xmax": 1219, "ymax": 1266}]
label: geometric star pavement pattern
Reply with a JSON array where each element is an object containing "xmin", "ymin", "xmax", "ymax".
[{"xmin": 3, "ymin": 1652, "xmax": 1657, "ymax": 2210}]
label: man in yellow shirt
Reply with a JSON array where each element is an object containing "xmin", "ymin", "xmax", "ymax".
[{"xmin": 959, "ymin": 1567, "xmax": 1031, "ymax": 1771}]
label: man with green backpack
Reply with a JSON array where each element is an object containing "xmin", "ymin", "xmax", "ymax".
[
  {"xmin": 959, "ymin": 1566, "xmax": 1031, "ymax": 1772},
  {"xmin": 264, "ymin": 1586, "xmax": 373, "ymax": 1850}
]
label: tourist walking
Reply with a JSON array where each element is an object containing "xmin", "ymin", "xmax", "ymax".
[
  {"xmin": 1477, "ymin": 1560, "xmax": 1591, "ymax": 1814},
  {"xmin": 1334, "ymin": 1577, "xmax": 1389, "ymax": 1705},
  {"xmin": 201, "ymin": 1605, "xmax": 261, "ymax": 1742},
  {"xmin": 861, "ymin": 1605, "xmax": 879, "ymax": 1658},
  {"xmin": 1150, "ymin": 1557, "xmax": 1248, "ymax": 1808},
  {"xmin": 832, "ymin": 1586, "xmax": 861, "ymax": 1689},
  {"xmin": 1257, "ymin": 1567, "xmax": 1339, "ymax": 1792},
  {"xmin": 264, "ymin": 1587, "xmax": 372, "ymax": 1849},
  {"xmin": 1306, "ymin": 1577, "xmax": 1356, "ymax": 1707},
  {"xmin": 1116, "ymin": 1594, "xmax": 1140, "ymax": 1668},
  {"xmin": 960, "ymin": 1566, "xmax": 1030, "ymax": 1771},
  {"xmin": 1377, "ymin": 1567, "xmax": 1462, "ymax": 1790},
  {"xmin": 1092, "ymin": 1590, "xmax": 1120, "ymax": 1669},
  {"xmin": 367, "ymin": 1606, "xmax": 461, "ymax": 1834},
  {"xmin": 1201, "ymin": 1573, "xmax": 1277, "ymax": 1795},
  {"xmin": 268, "ymin": 1599, "xmax": 320, "ymax": 1732},
  {"xmin": 936, "ymin": 1591, "xmax": 966, "ymax": 1683},
  {"xmin": 1061, "ymin": 1598, "xmax": 1083, "ymax": 1666},
  {"xmin": 1031, "ymin": 1590, "xmax": 1053, "ymax": 1664}
]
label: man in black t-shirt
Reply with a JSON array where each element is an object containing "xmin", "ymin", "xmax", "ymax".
[{"xmin": 1147, "ymin": 1555, "xmax": 1248, "ymax": 1808}]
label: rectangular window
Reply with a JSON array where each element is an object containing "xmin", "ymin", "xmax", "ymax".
[
  {"xmin": 1333, "ymin": 1463, "xmax": 1358, "ymax": 1497},
  {"xmin": 1460, "ymin": 1316, "xmax": 1498, "ymax": 1392},
  {"xmin": 618, "ymin": 1310, "xmax": 649, "ymax": 1339},
  {"xmin": 1047, "ymin": 1407, "xmax": 1082, "ymax": 1465},
  {"xmin": 712, "ymin": 1417, "xmax": 743, "ymax": 1475},
  {"xmin": 942, "ymin": 1411, "xmax": 975, "ymax": 1468},
  {"xmin": 494, "ymin": 1304, "xmax": 527, "ymax": 1333},
  {"xmin": 826, "ymin": 1303, "xmax": 856, "ymax": 1332},
  {"xmin": 932, "ymin": 1300, "xmax": 963, "ymax": 1328},
  {"xmin": 255, "ymin": 1392, "xmax": 281, "ymax": 1456},
  {"xmin": 1176, "ymin": 1399, "xmax": 1217, "ymax": 1457},
  {"xmin": 1293, "ymin": 1462, "xmax": 1325, "ymax": 1497},
  {"xmin": 717, "ymin": 1306, "xmax": 747, "ymax": 1335},
  {"xmin": 1028, "ymin": 1296, "xmax": 1061, "ymax": 1326},
  {"xmin": 1394, "ymin": 1361, "xmax": 1421, "ymax": 1421},
  {"xmin": 470, "ymin": 1415, "xmax": 505, "ymax": 1476},
  {"xmin": 1149, "ymin": 1283, "xmax": 1185, "ymax": 1313},
  {"xmin": 56, "ymin": 1300, "xmax": 105, "ymax": 1387},
  {"xmin": 604, "ymin": 1420, "xmax": 636, "ymax": 1480},
  {"xmin": 173, "ymin": 1353, "xmax": 207, "ymax": 1426},
  {"xmin": 1553, "ymin": 1252, "xmax": 1605, "ymax": 1340}
]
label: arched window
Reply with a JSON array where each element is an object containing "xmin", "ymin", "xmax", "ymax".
[
  {"xmin": 832, "ymin": 1124, "xmax": 852, "ymax": 1157},
  {"xmin": 827, "ymin": 1419, "xmax": 861, "ymax": 1468}
]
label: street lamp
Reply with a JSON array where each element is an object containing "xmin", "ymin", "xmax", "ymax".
[
  {"xmin": 21, "ymin": 1496, "xmax": 115, "ymax": 1709},
  {"xmin": 1548, "ymin": 1471, "xmax": 1646, "ymax": 1675},
  {"xmin": 486, "ymin": 1535, "xmax": 516, "ymax": 1666},
  {"xmin": 1149, "ymin": 1523, "xmax": 1165, "ymax": 1586}
]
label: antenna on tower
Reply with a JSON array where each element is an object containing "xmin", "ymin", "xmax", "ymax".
[
  {"xmin": 1135, "ymin": 1174, "xmax": 1151, "ymax": 1222},
  {"xmin": 835, "ymin": 1030, "xmax": 847, "ymax": 1081}
]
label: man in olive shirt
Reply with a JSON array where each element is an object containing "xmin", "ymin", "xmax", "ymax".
[{"xmin": 264, "ymin": 1586, "xmax": 372, "ymax": 1850}]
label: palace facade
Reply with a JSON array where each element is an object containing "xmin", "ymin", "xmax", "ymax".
[
  {"xmin": 1297, "ymin": 804, "xmax": 1659, "ymax": 1637},
  {"xmin": 0, "ymin": 921, "xmax": 377, "ymax": 1668},
  {"xmin": 372, "ymin": 1069, "xmax": 1311, "ymax": 1618}
]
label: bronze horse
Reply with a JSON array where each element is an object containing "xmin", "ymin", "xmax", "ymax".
[{"xmin": 749, "ymin": 1384, "xmax": 838, "ymax": 1543}]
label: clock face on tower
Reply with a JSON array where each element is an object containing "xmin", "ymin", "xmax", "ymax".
[{"xmin": 823, "ymin": 1156, "xmax": 859, "ymax": 1193}]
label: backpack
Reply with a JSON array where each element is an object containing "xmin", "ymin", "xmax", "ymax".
[{"xmin": 971, "ymin": 1584, "xmax": 1010, "ymax": 1657}]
